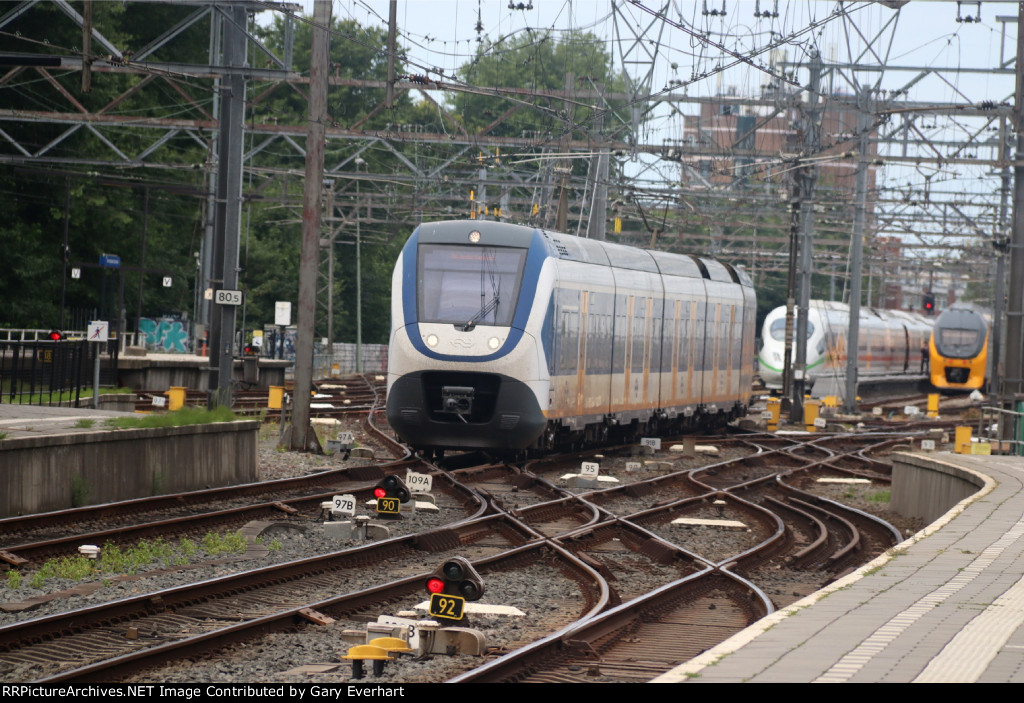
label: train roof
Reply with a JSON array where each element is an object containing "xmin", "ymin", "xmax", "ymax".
[
  {"xmin": 767, "ymin": 300, "xmax": 932, "ymax": 326},
  {"xmin": 935, "ymin": 306, "xmax": 989, "ymax": 330},
  {"xmin": 411, "ymin": 220, "xmax": 751, "ymax": 286}
]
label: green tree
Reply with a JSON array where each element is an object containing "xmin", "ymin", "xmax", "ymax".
[
  {"xmin": 241, "ymin": 15, "xmax": 425, "ymax": 344},
  {"xmin": 453, "ymin": 30, "xmax": 627, "ymax": 140},
  {"xmin": 0, "ymin": 2, "xmax": 213, "ymax": 330},
  {"xmin": 252, "ymin": 15, "xmax": 416, "ymax": 130}
]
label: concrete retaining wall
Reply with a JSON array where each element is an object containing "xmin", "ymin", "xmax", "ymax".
[
  {"xmin": 117, "ymin": 357, "xmax": 288, "ymax": 391},
  {"xmin": 890, "ymin": 452, "xmax": 987, "ymax": 523},
  {"xmin": 0, "ymin": 421, "xmax": 259, "ymax": 517}
]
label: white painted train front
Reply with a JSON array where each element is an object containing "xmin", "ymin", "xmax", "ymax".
[
  {"xmin": 757, "ymin": 300, "xmax": 932, "ymax": 392},
  {"xmin": 386, "ymin": 220, "xmax": 756, "ymax": 453}
]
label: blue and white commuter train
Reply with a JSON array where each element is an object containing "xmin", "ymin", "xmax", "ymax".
[
  {"xmin": 385, "ymin": 220, "xmax": 757, "ymax": 453},
  {"xmin": 757, "ymin": 300, "xmax": 932, "ymax": 392}
]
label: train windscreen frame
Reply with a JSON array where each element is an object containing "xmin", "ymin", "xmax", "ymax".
[{"xmin": 417, "ymin": 243, "xmax": 528, "ymax": 327}]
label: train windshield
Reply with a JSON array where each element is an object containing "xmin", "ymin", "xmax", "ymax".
[
  {"xmin": 937, "ymin": 328, "xmax": 983, "ymax": 358},
  {"xmin": 769, "ymin": 318, "xmax": 814, "ymax": 341},
  {"xmin": 417, "ymin": 244, "xmax": 527, "ymax": 327},
  {"xmin": 934, "ymin": 309, "xmax": 987, "ymax": 358}
]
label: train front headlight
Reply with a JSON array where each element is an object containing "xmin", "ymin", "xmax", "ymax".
[
  {"xmin": 487, "ymin": 336, "xmax": 501, "ymax": 350},
  {"xmin": 426, "ymin": 333, "xmax": 439, "ymax": 348}
]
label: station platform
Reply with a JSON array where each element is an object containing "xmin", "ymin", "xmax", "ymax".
[
  {"xmin": 0, "ymin": 404, "xmax": 258, "ymax": 517},
  {"xmin": 657, "ymin": 451, "xmax": 1024, "ymax": 683},
  {"xmin": 0, "ymin": 402, "xmax": 137, "ymax": 440}
]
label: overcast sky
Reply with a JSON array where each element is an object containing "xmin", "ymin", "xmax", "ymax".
[{"xmin": 274, "ymin": 0, "xmax": 1018, "ymax": 105}]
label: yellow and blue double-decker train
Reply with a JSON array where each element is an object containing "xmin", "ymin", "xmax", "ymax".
[{"xmin": 929, "ymin": 306, "xmax": 989, "ymax": 392}]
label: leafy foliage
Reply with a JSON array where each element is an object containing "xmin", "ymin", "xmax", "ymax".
[
  {"xmin": 454, "ymin": 31, "xmax": 627, "ymax": 140},
  {"xmin": 0, "ymin": 10, "xmax": 625, "ymax": 347}
]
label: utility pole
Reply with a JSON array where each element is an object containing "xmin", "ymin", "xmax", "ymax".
[
  {"xmin": 992, "ymin": 112, "xmax": 1010, "ymax": 398},
  {"xmin": 587, "ymin": 84, "xmax": 609, "ymax": 241},
  {"xmin": 385, "ymin": 0, "xmax": 397, "ymax": 110},
  {"xmin": 844, "ymin": 87, "xmax": 872, "ymax": 414},
  {"xmin": 288, "ymin": 0, "xmax": 330, "ymax": 451},
  {"xmin": 554, "ymin": 72, "xmax": 575, "ymax": 233},
  {"xmin": 1006, "ymin": 1, "xmax": 1024, "ymax": 415},
  {"xmin": 207, "ymin": 2, "xmax": 247, "ymax": 409},
  {"xmin": 355, "ymin": 158, "xmax": 365, "ymax": 374},
  {"xmin": 791, "ymin": 50, "xmax": 822, "ymax": 422}
]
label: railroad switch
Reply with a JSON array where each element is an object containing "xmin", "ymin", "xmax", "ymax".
[
  {"xmin": 346, "ymin": 617, "xmax": 490, "ymax": 657},
  {"xmin": 342, "ymin": 644, "xmax": 394, "ymax": 679},
  {"xmin": 323, "ymin": 515, "xmax": 390, "ymax": 541}
]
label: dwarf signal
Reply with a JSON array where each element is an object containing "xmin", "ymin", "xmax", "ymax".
[
  {"xmin": 373, "ymin": 475, "xmax": 410, "ymax": 516},
  {"xmin": 425, "ymin": 557, "xmax": 484, "ymax": 621}
]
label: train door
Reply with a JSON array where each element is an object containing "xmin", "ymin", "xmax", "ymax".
[
  {"xmin": 711, "ymin": 302, "xmax": 721, "ymax": 401},
  {"xmin": 576, "ymin": 291, "xmax": 588, "ymax": 414},
  {"xmin": 670, "ymin": 299, "xmax": 681, "ymax": 406},
  {"xmin": 726, "ymin": 304, "xmax": 736, "ymax": 397},
  {"xmin": 642, "ymin": 296, "xmax": 653, "ymax": 405},
  {"xmin": 623, "ymin": 294, "xmax": 634, "ymax": 407},
  {"xmin": 902, "ymin": 324, "xmax": 910, "ymax": 372}
]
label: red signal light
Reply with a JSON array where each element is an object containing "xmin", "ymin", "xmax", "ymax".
[
  {"xmin": 426, "ymin": 577, "xmax": 445, "ymax": 594},
  {"xmin": 48, "ymin": 330, "xmax": 64, "ymax": 341},
  {"xmin": 373, "ymin": 487, "xmax": 387, "ymax": 499}
]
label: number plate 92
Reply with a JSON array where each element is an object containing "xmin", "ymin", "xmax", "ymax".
[{"xmin": 428, "ymin": 593, "xmax": 465, "ymax": 620}]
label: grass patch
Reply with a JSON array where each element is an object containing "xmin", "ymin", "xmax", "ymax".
[
  {"xmin": 105, "ymin": 406, "xmax": 237, "ymax": 429},
  {"xmin": 7, "ymin": 570, "xmax": 21, "ymax": 589},
  {"xmin": 23, "ymin": 532, "xmax": 250, "ymax": 589},
  {"xmin": 0, "ymin": 431, "xmax": 7, "ymax": 440},
  {"xmin": 256, "ymin": 536, "xmax": 283, "ymax": 552},
  {"xmin": 867, "ymin": 489, "xmax": 891, "ymax": 503},
  {"xmin": 74, "ymin": 418, "xmax": 95, "ymax": 429},
  {"xmin": 202, "ymin": 531, "xmax": 247, "ymax": 555}
]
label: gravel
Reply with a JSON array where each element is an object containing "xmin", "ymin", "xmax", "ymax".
[{"xmin": 0, "ymin": 423, "xmax": 933, "ymax": 683}]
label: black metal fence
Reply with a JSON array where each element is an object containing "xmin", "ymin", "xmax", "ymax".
[{"xmin": 0, "ymin": 339, "xmax": 119, "ymax": 406}]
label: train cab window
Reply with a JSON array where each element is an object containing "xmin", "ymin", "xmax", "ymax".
[
  {"xmin": 769, "ymin": 318, "xmax": 814, "ymax": 341},
  {"xmin": 418, "ymin": 244, "xmax": 527, "ymax": 327},
  {"xmin": 937, "ymin": 328, "xmax": 982, "ymax": 357}
]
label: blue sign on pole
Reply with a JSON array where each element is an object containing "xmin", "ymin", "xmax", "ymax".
[{"xmin": 99, "ymin": 253, "xmax": 121, "ymax": 268}]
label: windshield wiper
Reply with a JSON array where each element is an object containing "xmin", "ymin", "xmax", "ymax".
[{"xmin": 461, "ymin": 294, "xmax": 500, "ymax": 331}]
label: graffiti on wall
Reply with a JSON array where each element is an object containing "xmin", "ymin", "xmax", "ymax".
[{"xmin": 140, "ymin": 317, "xmax": 189, "ymax": 353}]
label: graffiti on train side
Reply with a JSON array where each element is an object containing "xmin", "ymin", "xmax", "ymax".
[{"xmin": 140, "ymin": 317, "xmax": 189, "ymax": 353}]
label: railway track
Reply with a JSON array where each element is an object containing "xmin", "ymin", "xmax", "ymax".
[{"xmin": 0, "ymin": 407, "xmax": 930, "ymax": 683}]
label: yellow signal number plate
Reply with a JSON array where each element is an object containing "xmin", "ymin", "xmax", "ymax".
[
  {"xmin": 428, "ymin": 592, "xmax": 465, "ymax": 620},
  {"xmin": 376, "ymin": 497, "xmax": 401, "ymax": 514}
]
